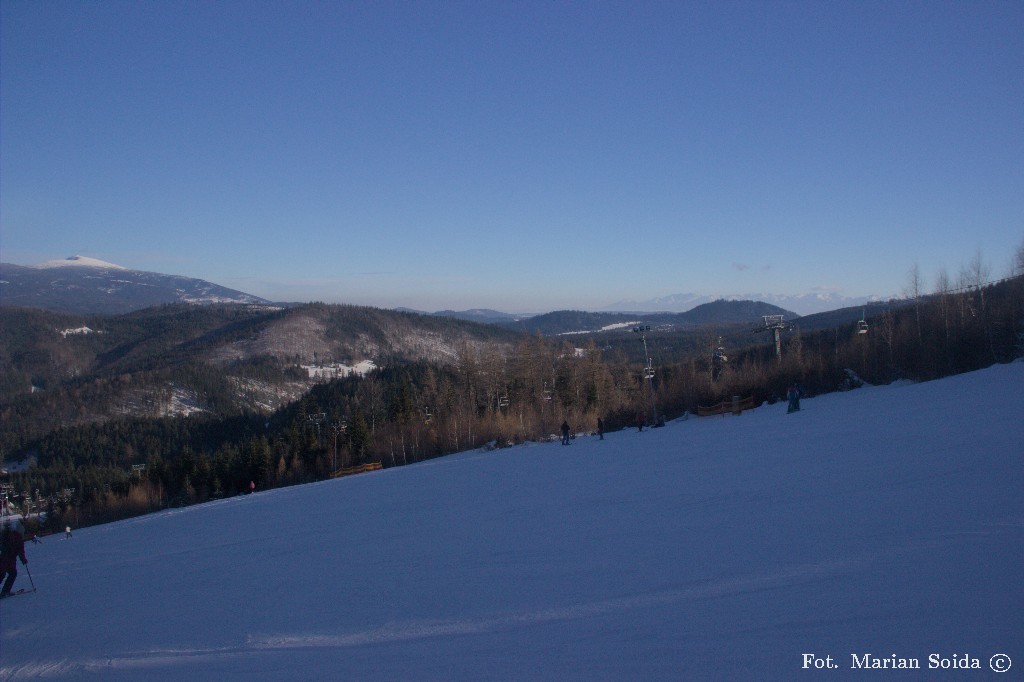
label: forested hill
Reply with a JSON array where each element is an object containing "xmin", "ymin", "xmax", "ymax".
[
  {"xmin": 0, "ymin": 298, "xmax": 804, "ymax": 459},
  {"xmin": 506, "ymin": 299, "xmax": 799, "ymax": 335},
  {"xmin": 0, "ymin": 303, "xmax": 522, "ymax": 449}
]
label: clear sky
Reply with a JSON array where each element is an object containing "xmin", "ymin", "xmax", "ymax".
[{"xmin": 2, "ymin": 1, "xmax": 1022, "ymax": 312}]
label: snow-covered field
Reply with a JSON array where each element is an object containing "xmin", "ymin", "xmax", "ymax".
[{"xmin": 2, "ymin": 362, "xmax": 1022, "ymax": 680}]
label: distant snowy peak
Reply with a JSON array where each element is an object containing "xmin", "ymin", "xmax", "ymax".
[
  {"xmin": 34, "ymin": 255, "xmax": 127, "ymax": 270},
  {"xmin": 604, "ymin": 293, "xmax": 708, "ymax": 313},
  {"xmin": 753, "ymin": 292, "xmax": 885, "ymax": 316},
  {"xmin": 605, "ymin": 291, "xmax": 884, "ymax": 316},
  {"xmin": 1, "ymin": 258, "xmax": 270, "ymax": 314}
]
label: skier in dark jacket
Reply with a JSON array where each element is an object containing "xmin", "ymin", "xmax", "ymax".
[
  {"xmin": 786, "ymin": 384, "xmax": 802, "ymax": 413},
  {"xmin": 0, "ymin": 519, "xmax": 28, "ymax": 597},
  {"xmin": 560, "ymin": 421, "xmax": 571, "ymax": 445}
]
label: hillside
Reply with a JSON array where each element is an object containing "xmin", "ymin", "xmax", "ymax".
[
  {"xmin": 505, "ymin": 300, "xmax": 799, "ymax": 336},
  {"xmin": 0, "ymin": 303, "xmax": 522, "ymax": 450},
  {"xmin": 0, "ymin": 296, "xmax": 806, "ymax": 452},
  {"xmin": 602, "ymin": 290, "xmax": 881, "ymax": 316},
  {"xmin": 0, "ymin": 258, "xmax": 269, "ymax": 314},
  {"xmin": 1, "ymin": 361, "xmax": 1020, "ymax": 680}
]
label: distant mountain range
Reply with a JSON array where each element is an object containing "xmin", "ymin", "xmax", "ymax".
[
  {"xmin": 498, "ymin": 300, "xmax": 800, "ymax": 336},
  {"xmin": 602, "ymin": 291, "xmax": 883, "ymax": 317},
  {"xmin": 396, "ymin": 308, "xmax": 531, "ymax": 325},
  {"xmin": 0, "ymin": 256, "xmax": 270, "ymax": 314},
  {"xmin": 2, "ymin": 256, "xmax": 883, "ymax": 322},
  {"xmin": 411, "ymin": 299, "xmax": 873, "ymax": 334}
]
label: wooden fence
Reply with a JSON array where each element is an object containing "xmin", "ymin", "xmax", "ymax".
[
  {"xmin": 329, "ymin": 461, "xmax": 383, "ymax": 479},
  {"xmin": 697, "ymin": 395, "xmax": 755, "ymax": 417}
]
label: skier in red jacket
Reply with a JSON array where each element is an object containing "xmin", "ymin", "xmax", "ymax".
[{"xmin": 0, "ymin": 519, "xmax": 28, "ymax": 597}]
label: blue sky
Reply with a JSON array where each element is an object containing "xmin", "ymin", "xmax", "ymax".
[{"xmin": 2, "ymin": 1, "xmax": 1022, "ymax": 312}]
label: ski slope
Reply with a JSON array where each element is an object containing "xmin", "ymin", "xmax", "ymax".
[{"xmin": 2, "ymin": 362, "xmax": 1022, "ymax": 680}]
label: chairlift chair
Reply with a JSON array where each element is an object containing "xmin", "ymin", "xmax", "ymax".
[{"xmin": 857, "ymin": 309, "xmax": 869, "ymax": 334}]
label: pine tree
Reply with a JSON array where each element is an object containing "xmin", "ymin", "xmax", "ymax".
[{"xmin": 347, "ymin": 411, "xmax": 371, "ymax": 464}]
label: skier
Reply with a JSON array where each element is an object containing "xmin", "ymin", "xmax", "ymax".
[
  {"xmin": 636, "ymin": 412, "xmax": 645, "ymax": 432},
  {"xmin": 560, "ymin": 421, "xmax": 571, "ymax": 446},
  {"xmin": 65, "ymin": 525, "xmax": 73, "ymax": 539},
  {"xmin": 786, "ymin": 384, "xmax": 802, "ymax": 413},
  {"xmin": 0, "ymin": 519, "xmax": 28, "ymax": 598},
  {"xmin": 597, "ymin": 417, "xmax": 604, "ymax": 440}
]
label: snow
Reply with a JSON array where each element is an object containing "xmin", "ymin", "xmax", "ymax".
[
  {"xmin": 301, "ymin": 360, "xmax": 377, "ymax": 380},
  {"xmin": 160, "ymin": 386, "xmax": 209, "ymax": 417},
  {"xmin": 2, "ymin": 362, "xmax": 1022, "ymax": 680},
  {"xmin": 59, "ymin": 327, "xmax": 99, "ymax": 338},
  {"xmin": 559, "ymin": 321, "xmax": 642, "ymax": 336},
  {"xmin": 32, "ymin": 256, "xmax": 127, "ymax": 270}
]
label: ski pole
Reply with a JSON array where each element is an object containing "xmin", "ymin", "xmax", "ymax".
[{"xmin": 24, "ymin": 563, "xmax": 36, "ymax": 592}]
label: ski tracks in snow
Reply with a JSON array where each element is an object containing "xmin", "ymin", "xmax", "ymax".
[
  {"xmin": 252, "ymin": 558, "xmax": 856, "ymax": 649},
  {"xmin": 0, "ymin": 558, "xmax": 857, "ymax": 679}
]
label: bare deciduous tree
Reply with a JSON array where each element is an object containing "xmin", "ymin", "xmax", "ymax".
[{"xmin": 906, "ymin": 263, "xmax": 923, "ymax": 346}]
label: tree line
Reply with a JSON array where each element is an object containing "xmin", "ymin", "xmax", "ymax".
[{"xmin": 4, "ymin": 269, "xmax": 1022, "ymax": 533}]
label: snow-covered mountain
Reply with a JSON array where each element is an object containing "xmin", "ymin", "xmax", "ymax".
[
  {"xmin": 2, "ymin": 361, "xmax": 1020, "ymax": 680},
  {"xmin": 0, "ymin": 256, "xmax": 270, "ymax": 314},
  {"xmin": 604, "ymin": 291, "xmax": 884, "ymax": 316},
  {"xmin": 32, "ymin": 255, "xmax": 128, "ymax": 270}
]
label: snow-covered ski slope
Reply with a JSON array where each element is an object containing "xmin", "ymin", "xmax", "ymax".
[{"xmin": 2, "ymin": 362, "xmax": 1022, "ymax": 680}]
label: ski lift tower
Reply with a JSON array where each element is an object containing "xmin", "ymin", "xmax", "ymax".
[
  {"xmin": 711, "ymin": 337, "xmax": 728, "ymax": 382},
  {"xmin": 632, "ymin": 325, "xmax": 658, "ymax": 426},
  {"xmin": 306, "ymin": 412, "xmax": 327, "ymax": 447},
  {"xmin": 329, "ymin": 419, "xmax": 347, "ymax": 472},
  {"xmin": 0, "ymin": 483, "xmax": 13, "ymax": 517},
  {"xmin": 757, "ymin": 315, "xmax": 788, "ymax": 363}
]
